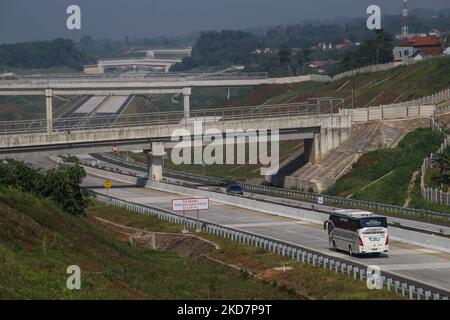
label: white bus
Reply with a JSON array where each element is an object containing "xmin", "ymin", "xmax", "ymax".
[{"xmin": 324, "ymin": 209, "xmax": 389, "ymax": 256}]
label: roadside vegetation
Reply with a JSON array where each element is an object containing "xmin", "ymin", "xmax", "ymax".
[
  {"xmin": 326, "ymin": 128, "xmax": 446, "ymax": 210},
  {"xmin": 0, "ymin": 189, "xmax": 300, "ymax": 299},
  {"xmin": 0, "ymin": 158, "xmax": 89, "ymax": 216},
  {"xmin": 409, "ymin": 173, "xmax": 450, "ymax": 214},
  {"xmin": 425, "ymin": 147, "xmax": 450, "ymax": 191}
]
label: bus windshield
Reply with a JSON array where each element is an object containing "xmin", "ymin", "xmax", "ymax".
[{"xmin": 359, "ymin": 217, "xmax": 387, "ymax": 228}]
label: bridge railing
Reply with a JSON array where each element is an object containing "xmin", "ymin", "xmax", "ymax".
[
  {"xmin": 1, "ymin": 72, "xmax": 269, "ymax": 83},
  {"xmin": 0, "ymin": 100, "xmax": 341, "ymax": 135}
]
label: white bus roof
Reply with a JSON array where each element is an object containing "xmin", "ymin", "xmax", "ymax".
[{"xmin": 332, "ymin": 209, "xmax": 375, "ymax": 218}]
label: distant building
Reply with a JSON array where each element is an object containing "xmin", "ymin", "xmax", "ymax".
[
  {"xmin": 393, "ymin": 36, "xmax": 445, "ymax": 63},
  {"xmin": 308, "ymin": 61, "xmax": 325, "ymax": 69},
  {"xmin": 83, "ymin": 65, "xmax": 103, "ymax": 74},
  {"xmin": 335, "ymin": 40, "xmax": 354, "ymax": 50},
  {"xmin": 429, "ymin": 29, "xmax": 442, "ymax": 38}
]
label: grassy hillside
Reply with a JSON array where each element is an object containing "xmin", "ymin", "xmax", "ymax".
[
  {"xmin": 326, "ymin": 128, "xmax": 449, "ymax": 213},
  {"xmin": 124, "ymin": 56, "xmax": 450, "ymax": 114},
  {"xmin": 0, "ymin": 188, "xmax": 298, "ymax": 299},
  {"xmin": 255, "ymin": 55, "xmax": 450, "ymax": 108}
]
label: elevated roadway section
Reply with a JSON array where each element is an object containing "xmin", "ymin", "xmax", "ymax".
[
  {"xmin": 97, "ymin": 58, "xmax": 183, "ymax": 73},
  {"xmin": 0, "ymin": 102, "xmax": 352, "ymax": 182},
  {"xmin": 0, "ymin": 72, "xmax": 330, "ymax": 132}
]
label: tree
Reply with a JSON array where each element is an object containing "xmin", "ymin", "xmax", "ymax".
[
  {"xmin": 0, "ymin": 159, "xmax": 90, "ymax": 216},
  {"xmin": 279, "ymin": 48, "xmax": 292, "ymax": 74},
  {"xmin": 333, "ymin": 29, "xmax": 394, "ymax": 74},
  {"xmin": 80, "ymin": 35, "xmax": 94, "ymax": 49},
  {"xmin": 44, "ymin": 161, "xmax": 89, "ymax": 217},
  {"xmin": 302, "ymin": 48, "xmax": 312, "ymax": 63},
  {"xmin": 172, "ymin": 30, "xmax": 259, "ymax": 71}
]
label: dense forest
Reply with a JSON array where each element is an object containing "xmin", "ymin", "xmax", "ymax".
[
  {"xmin": 332, "ymin": 29, "xmax": 394, "ymax": 75},
  {"xmin": 172, "ymin": 11, "xmax": 450, "ymax": 75},
  {"xmin": 0, "ymin": 38, "xmax": 94, "ymax": 71}
]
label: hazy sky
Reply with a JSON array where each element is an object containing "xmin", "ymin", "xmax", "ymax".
[{"xmin": 0, "ymin": 0, "xmax": 449, "ymax": 43}]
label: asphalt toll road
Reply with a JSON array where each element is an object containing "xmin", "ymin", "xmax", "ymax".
[
  {"xmin": 83, "ymin": 174, "xmax": 450, "ymax": 294},
  {"xmin": 83, "ymin": 153, "xmax": 450, "ymax": 236}
]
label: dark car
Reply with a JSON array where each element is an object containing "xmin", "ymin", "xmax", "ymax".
[{"xmin": 226, "ymin": 184, "xmax": 244, "ymax": 195}]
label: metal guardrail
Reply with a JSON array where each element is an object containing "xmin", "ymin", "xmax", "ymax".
[
  {"xmin": 95, "ymin": 154, "xmax": 450, "ymax": 221},
  {"xmin": 166, "ymin": 170, "xmax": 450, "ymax": 220},
  {"xmin": 94, "ymin": 192, "xmax": 448, "ymax": 300},
  {"xmin": 0, "ymin": 100, "xmax": 341, "ymax": 135}
]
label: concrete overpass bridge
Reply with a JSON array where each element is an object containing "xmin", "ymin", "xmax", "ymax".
[
  {"xmin": 0, "ymin": 72, "xmax": 330, "ymax": 134},
  {"xmin": 140, "ymin": 48, "xmax": 192, "ymax": 59},
  {"xmin": 97, "ymin": 58, "xmax": 183, "ymax": 73},
  {"xmin": 0, "ymin": 102, "xmax": 351, "ymax": 181}
]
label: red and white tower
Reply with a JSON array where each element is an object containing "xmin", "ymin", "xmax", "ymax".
[{"xmin": 402, "ymin": 0, "xmax": 409, "ymax": 36}]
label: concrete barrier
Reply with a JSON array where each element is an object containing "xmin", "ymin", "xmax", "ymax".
[{"xmin": 348, "ymin": 105, "xmax": 436, "ymax": 123}]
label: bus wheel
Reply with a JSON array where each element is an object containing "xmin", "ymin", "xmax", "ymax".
[{"xmin": 349, "ymin": 246, "xmax": 354, "ymax": 256}]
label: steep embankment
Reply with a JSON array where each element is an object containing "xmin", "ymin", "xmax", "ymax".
[
  {"xmin": 150, "ymin": 55, "xmax": 450, "ymax": 112},
  {"xmin": 325, "ymin": 128, "xmax": 448, "ymax": 213},
  {"xmin": 0, "ymin": 188, "xmax": 296, "ymax": 299},
  {"xmin": 244, "ymin": 55, "xmax": 450, "ymax": 108}
]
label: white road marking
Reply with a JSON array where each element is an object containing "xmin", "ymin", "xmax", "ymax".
[
  {"xmin": 224, "ymin": 221, "xmax": 308, "ymax": 228},
  {"xmin": 389, "ymin": 248, "xmax": 443, "ymax": 255},
  {"xmin": 381, "ymin": 262, "xmax": 450, "ymax": 271}
]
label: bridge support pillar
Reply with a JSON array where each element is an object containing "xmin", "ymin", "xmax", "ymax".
[
  {"xmin": 45, "ymin": 89, "xmax": 53, "ymax": 134},
  {"xmin": 304, "ymin": 133, "xmax": 321, "ymax": 164},
  {"xmin": 145, "ymin": 142, "xmax": 166, "ymax": 182},
  {"xmin": 183, "ymin": 87, "xmax": 191, "ymax": 119}
]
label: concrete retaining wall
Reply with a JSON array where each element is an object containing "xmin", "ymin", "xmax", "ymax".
[{"xmin": 348, "ymin": 105, "xmax": 435, "ymax": 123}]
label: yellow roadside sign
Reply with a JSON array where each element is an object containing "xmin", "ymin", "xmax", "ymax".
[{"xmin": 103, "ymin": 180, "xmax": 112, "ymax": 189}]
